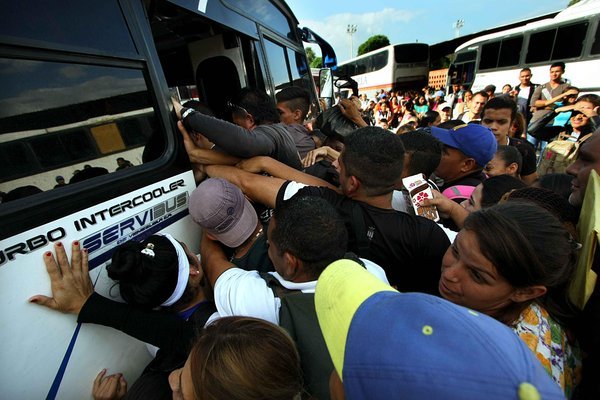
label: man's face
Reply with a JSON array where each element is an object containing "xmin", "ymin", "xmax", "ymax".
[
  {"xmin": 276, "ymin": 101, "xmax": 297, "ymax": 125},
  {"xmin": 434, "ymin": 146, "xmax": 468, "ymax": 181},
  {"xmin": 482, "ymin": 108, "xmax": 512, "ymax": 145},
  {"xmin": 519, "ymin": 70, "xmax": 532, "ymax": 86},
  {"xmin": 549, "ymin": 66, "xmax": 564, "ymax": 82},
  {"xmin": 470, "ymin": 94, "xmax": 487, "ymax": 116},
  {"xmin": 566, "ymin": 134, "xmax": 600, "ymax": 207},
  {"xmin": 440, "ymin": 108, "xmax": 452, "ymax": 122},
  {"xmin": 332, "ymin": 151, "xmax": 351, "ymax": 195}
]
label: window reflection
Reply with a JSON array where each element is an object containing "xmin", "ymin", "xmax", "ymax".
[{"xmin": 0, "ymin": 58, "xmax": 161, "ymax": 200}]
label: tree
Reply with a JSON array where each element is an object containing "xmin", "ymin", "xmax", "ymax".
[
  {"xmin": 310, "ymin": 57, "xmax": 323, "ymax": 68},
  {"xmin": 305, "ymin": 47, "xmax": 316, "ymax": 65},
  {"xmin": 568, "ymin": 0, "xmax": 580, "ymax": 5},
  {"xmin": 357, "ymin": 35, "xmax": 390, "ymax": 56}
]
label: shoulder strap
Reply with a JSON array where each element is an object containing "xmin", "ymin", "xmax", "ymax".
[
  {"xmin": 258, "ymin": 272, "xmax": 297, "ymax": 298},
  {"xmin": 579, "ymin": 132, "xmax": 594, "ymax": 144}
]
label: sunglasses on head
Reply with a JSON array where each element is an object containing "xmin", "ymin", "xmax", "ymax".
[{"xmin": 226, "ymin": 101, "xmax": 249, "ymax": 116}]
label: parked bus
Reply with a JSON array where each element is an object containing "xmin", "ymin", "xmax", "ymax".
[
  {"xmin": 448, "ymin": 0, "xmax": 600, "ymax": 93},
  {"xmin": 335, "ymin": 43, "xmax": 430, "ymax": 98},
  {"xmin": 0, "ymin": 1, "xmax": 335, "ymax": 398}
]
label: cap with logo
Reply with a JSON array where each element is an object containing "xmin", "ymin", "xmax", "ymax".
[
  {"xmin": 315, "ymin": 259, "xmax": 564, "ymax": 400},
  {"xmin": 189, "ymin": 178, "xmax": 258, "ymax": 248},
  {"xmin": 430, "ymin": 124, "xmax": 497, "ymax": 167}
]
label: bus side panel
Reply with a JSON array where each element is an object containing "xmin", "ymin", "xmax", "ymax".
[{"xmin": 0, "ymin": 171, "xmax": 198, "ymax": 399}]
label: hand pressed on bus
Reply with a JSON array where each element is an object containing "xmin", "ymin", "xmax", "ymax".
[{"xmin": 29, "ymin": 241, "xmax": 93, "ymax": 314}]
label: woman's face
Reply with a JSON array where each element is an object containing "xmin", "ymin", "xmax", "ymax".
[
  {"xmin": 169, "ymin": 356, "xmax": 195, "ymax": 400},
  {"xmin": 464, "ymin": 91, "xmax": 473, "ymax": 103},
  {"xmin": 439, "ymin": 230, "xmax": 517, "ymax": 317},
  {"xmin": 460, "ymin": 183, "xmax": 483, "ymax": 212}
]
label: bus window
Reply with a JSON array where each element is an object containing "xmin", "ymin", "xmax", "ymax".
[
  {"xmin": 263, "ymin": 39, "xmax": 291, "ymax": 91},
  {"xmin": 553, "ymin": 22, "xmax": 588, "ymax": 60},
  {"xmin": 592, "ymin": 22, "xmax": 600, "ymax": 55},
  {"xmin": 225, "ymin": 0, "xmax": 294, "ymax": 39},
  {"xmin": 371, "ymin": 51, "xmax": 389, "ymax": 72},
  {"xmin": 526, "ymin": 29, "xmax": 556, "ymax": 63},
  {"xmin": 498, "ymin": 36, "xmax": 523, "ymax": 67},
  {"xmin": 395, "ymin": 44, "xmax": 429, "ymax": 63},
  {"xmin": 480, "ymin": 41, "xmax": 501, "ymax": 70},
  {"xmin": 0, "ymin": 58, "xmax": 159, "ymax": 194},
  {"xmin": 0, "ymin": 1, "xmax": 136, "ymax": 56}
]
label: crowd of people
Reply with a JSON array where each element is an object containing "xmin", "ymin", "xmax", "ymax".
[{"xmin": 30, "ymin": 61, "xmax": 600, "ymax": 399}]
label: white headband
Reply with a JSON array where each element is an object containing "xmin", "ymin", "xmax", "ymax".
[{"xmin": 158, "ymin": 233, "xmax": 190, "ymax": 307}]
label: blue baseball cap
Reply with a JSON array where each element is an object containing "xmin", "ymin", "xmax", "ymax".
[
  {"xmin": 315, "ymin": 260, "xmax": 564, "ymax": 400},
  {"xmin": 430, "ymin": 124, "xmax": 497, "ymax": 167}
]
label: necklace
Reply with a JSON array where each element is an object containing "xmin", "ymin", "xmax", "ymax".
[{"xmin": 230, "ymin": 227, "xmax": 264, "ymax": 262}]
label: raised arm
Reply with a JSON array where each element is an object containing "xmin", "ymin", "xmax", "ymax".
[
  {"xmin": 204, "ymin": 164, "xmax": 285, "ymax": 208},
  {"xmin": 236, "ymin": 156, "xmax": 339, "ymax": 191},
  {"xmin": 178, "ymin": 121, "xmax": 240, "ymax": 165}
]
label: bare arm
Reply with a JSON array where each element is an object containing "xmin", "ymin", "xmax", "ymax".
[
  {"xmin": 301, "ymin": 146, "xmax": 340, "ymax": 168},
  {"xmin": 204, "ymin": 164, "xmax": 285, "ymax": 208},
  {"xmin": 534, "ymin": 88, "xmax": 579, "ymax": 108},
  {"xmin": 236, "ymin": 156, "xmax": 339, "ymax": 191},
  {"xmin": 421, "ymin": 190, "xmax": 470, "ymax": 230},
  {"xmin": 338, "ymin": 98, "xmax": 368, "ymax": 127},
  {"xmin": 178, "ymin": 121, "xmax": 241, "ymax": 165},
  {"xmin": 200, "ymin": 232, "xmax": 236, "ymax": 288}
]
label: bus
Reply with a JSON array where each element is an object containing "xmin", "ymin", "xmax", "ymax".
[
  {"xmin": 0, "ymin": 1, "xmax": 335, "ymax": 398},
  {"xmin": 448, "ymin": 0, "xmax": 600, "ymax": 93},
  {"xmin": 335, "ymin": 43, "xmax": 430, "ymax": 99}
]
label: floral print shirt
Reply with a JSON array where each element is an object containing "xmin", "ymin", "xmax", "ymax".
[{"xmin": 511, "ymin": 302, "xmax": 581, "ymax": 398}]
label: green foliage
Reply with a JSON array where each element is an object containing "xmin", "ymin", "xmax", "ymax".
[
  {"xmin": 568, "ymin": 0, "xmax": 580, "ymax": 6},
  {"xmin": 305, "ymin": 47, "xmax": 316, "ymax": 65},
  {"xmin": 310, "ymin": 57, "xmax": 323, "ymax": 68},
  {"xmin": 357, "ymin": 35, "xmax": 390, "ymax": 56}
]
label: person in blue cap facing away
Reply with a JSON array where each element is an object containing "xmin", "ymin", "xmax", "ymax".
[
  {"xmin": 315, "ymin": 258, "xmax": 565, "ymax": 400},
  {"xmin": 430, "ymin": 123, "xmax": 497, "ymax": 198}
]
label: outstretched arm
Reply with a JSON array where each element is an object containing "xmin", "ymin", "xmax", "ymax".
[
  {"xmin": 178, "ymin": 121, "xmax": 241, "ymax": 166},
  {"xmin": 204, "ymin": 164, "xmax": 285, "ymax": 208},
  {"xmin": 236, "ymin": 156, "xmax": 339, "ymax": 191}
]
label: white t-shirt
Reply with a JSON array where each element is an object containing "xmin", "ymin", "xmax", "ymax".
[
  {"xmin": 517, "ymin": 86, "xmax": 531, "ymax": 100},
  {"xmin": 213, "ymin": 259, "xmax": 390, "ymax": 324}
]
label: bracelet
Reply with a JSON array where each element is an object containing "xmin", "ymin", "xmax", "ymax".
[{"xmin": 181, "ymin": 108, "xmax": 195, "ymax": 120}]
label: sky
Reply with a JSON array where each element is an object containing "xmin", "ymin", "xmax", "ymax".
[{"xmin": 287, "ymin": 0, "xmax": 569, "ymax": 62}]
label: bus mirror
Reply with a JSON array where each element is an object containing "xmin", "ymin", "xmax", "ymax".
[{"xmin": 319, "ymin": 68, "xmax": 334, "ymax": 107}]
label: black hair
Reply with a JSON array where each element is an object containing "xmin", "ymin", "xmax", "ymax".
[
  {"xmin": 480, "ymin": 174, "xmax": 526, "ymax": 208},
  {"xmin": 3, "ymin": 185, "xmax": 43, "ymax": 202},
  {"xmin": 400, "ymin": 130, "xmax": 443, "ymax": 178},
  {"xmin": 506, "ymin": 186, "xmax": 579, "ymax": 240},
  {"xmin": 107, "ymin": 235, "xmax": 181, "ymax": 309},
  {"xmin": 464, "ymin": 202, "xmax": 578, "ymax": 326},
  {"xmin": 418, "ymin": 110, "xmax": 440, "ymax": 127},
  {"xmin": 536, "ymin": 173, "xmax": 573, "ymax": 202},
  {"xmin": 550, "ymin": 61, "xmax": 566, "ymax": 70},
  {"xmin": 474, "ymin": 90, "xmax": 490, "ymax": 100},
  {"xmin": 270, "ymin": 196, "xmax": 347, "ymax": 278},
  {"xmin": 482, "ymin": 96, "xmax": 517, "ymax": 122},
  {"xmin": 231, "ymin": 87, "xmax": 280, "ymax": 125},
  {"xmin": 520, "ymin": 67, "xmax": 531, "ymax": 74},
  {"xmin": 495, "ymin": 145, "xmax": 523, "ymax": 175},
  {"xmin": 275, "ymin": 87, "xmax": 311, "ymax": 121},
  {"xmin": 576, "ymin": 94, "xmax": 600, "ymax": 108},
  {"xmin": 437, "ymin": 119, "xmax": 465, "ymax": 129},
  {"xmin": 342, "ymin": 126, "xmax": 405, "ymax": 196}
]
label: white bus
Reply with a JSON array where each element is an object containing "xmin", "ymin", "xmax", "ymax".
[
  {"xmin": 335, "ymin": 43, "xmax": 430, "ymax": 98},
  {"xmin": 0, "ymin": 1, "xmax": 335, "ymax": 398},
  {"xmin": 448, "ymin": 0, "xmax": 600, "ymax": 93}
]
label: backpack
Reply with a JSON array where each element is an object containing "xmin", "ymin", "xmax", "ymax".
[{"xmin": 537, "ymin": 132, "xmax": 592, "ymax": 176}]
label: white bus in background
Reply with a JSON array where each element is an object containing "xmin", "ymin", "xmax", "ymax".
[
  {"xmin": 448, "ymin": 0, "xmax": 600, "ymax": 94},
  {"xmin": 335, "ymin": 43, "xmax": 430, "ymax": 99}
]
